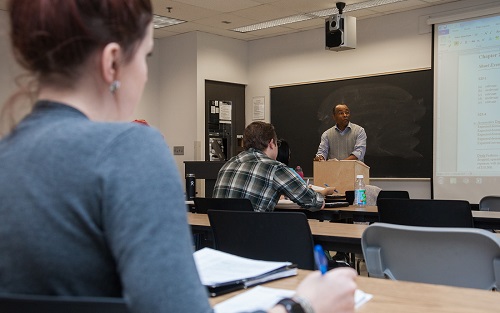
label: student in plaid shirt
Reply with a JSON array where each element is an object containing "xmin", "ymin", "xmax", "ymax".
[{"xmin": 213, "ymin": 121, "xmax": 336, "ymax": 212}]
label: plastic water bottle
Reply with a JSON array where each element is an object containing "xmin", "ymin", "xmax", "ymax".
[
  {"xmin": 354, "ymin": 174, "xmax": 366, "ymax": 207},
  {"xmin": 295, "ymin": 166, "xmax": 304, "ymax": 179}
]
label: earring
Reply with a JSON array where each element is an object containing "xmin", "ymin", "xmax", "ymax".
[{"xmin": 109, "ymin": 80, "xmax": 121, "ymax": 93}]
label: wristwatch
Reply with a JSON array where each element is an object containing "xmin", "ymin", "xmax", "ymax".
[{"xmin": 276, "ymin": 298, "xmax": 305, "ymax": 313}]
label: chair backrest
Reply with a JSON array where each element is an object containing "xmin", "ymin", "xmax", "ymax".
[
  {"xmin": 362, "ymin": 223, "xmax": 500, "ymax": 290},
  {"xmin": 376, "ymin": 190, "xmax": 409, "ymax": 202},
  {"xmin": 193, "ymin": 197, "xmax": 254, "ymax": 214},
  {"xmin": 207, "ymin": 210, "xmax": 315, "ymax": 270},
  {"xmin": 377, "ymin": 198, "xmax": 474, "ymax": 227},
  {"xmin": 479, "ymin": 196, "xmax": 500, "ymax": 212},
  {"xmin": 345, "ymin": 190, "xmax": 354, "ymax": 205},
  {"xmin": 0, "ymin": 294, "xmax": 128, "ymax": 313}
]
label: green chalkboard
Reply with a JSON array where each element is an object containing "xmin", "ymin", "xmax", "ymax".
[{"xmin": 270, "ymin": 69, "xmax": 433, "ymax": 178}]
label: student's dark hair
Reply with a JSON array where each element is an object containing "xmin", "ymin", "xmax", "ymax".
[
  {"xmin": 276, "ymin": 139, "xmax": 291, "ymax": 166},
  {"xmin": 243, "ymin": 122, "xmax": 278, "ymax": 151},
  {"xmin": 2, "ymin": 0, "xmax": 153, "ymax": 136}
]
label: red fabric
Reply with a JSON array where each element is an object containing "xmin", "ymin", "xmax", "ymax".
[{"xmin": 132, "ymin": 119, "xmax": 149, "ymax": 126}]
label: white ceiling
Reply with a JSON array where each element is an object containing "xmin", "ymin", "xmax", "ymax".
[{"xmin": 0, "ymin": 0, "xmax": 463, "ymax": 40}]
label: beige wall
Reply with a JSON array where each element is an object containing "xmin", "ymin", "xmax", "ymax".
[{"xmin": 0, "ymin": 10, "xmax": 19, "ymax": 110}]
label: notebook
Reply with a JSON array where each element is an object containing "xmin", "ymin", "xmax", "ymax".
[
  {"xmin": 193, "ymin": 248, "xmax": 298, "ymax": 297},
  {"xmin": 324, "ymin": 201, "xmax": 350, "ymax": 208}
]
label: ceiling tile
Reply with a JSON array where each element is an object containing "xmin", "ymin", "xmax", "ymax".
[
  {"xmin": 173, "ymin": 0, "xmax": 262, "ymax": 12},
  {"xmin": 194, "ymin": 13, "xmax": 258, "ymax": 29},
  {"xmin": 0, "ymin": 0, "xmax": 474, "ymax": 41}
]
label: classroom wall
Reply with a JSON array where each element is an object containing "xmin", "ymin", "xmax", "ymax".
[
  {"xmin": 150, "ymin": 32, "xmax": 248, "ymax": 180},
  {"xmin": 151, "ymin": 32, "xmax": 198, "ymax": 179},
  {"xmin": 0, "ymin": 10, "xmax": 19, "ymax": 113}
]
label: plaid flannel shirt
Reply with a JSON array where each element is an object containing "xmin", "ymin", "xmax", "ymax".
[{"xmin": 213, "ymin": 148, "xmax": 324, "ymax": 212}]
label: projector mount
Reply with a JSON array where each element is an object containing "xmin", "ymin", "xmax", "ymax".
[{"xmin": 336, "ymin": 2, "xmax": 346, "ymax": 15}]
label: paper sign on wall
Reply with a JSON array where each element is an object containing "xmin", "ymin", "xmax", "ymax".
[{"xmin": 253, "ymin": 96, "xmax": 265, "ymax": 120}]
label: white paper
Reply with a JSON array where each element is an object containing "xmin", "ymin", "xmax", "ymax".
[
  {"xmin": 355, "ymin": 289, "xmax": 373, "ymax": 309},
  {"xmin": 214, "ymin": 286, "xmax": 294, "ymax": 313},
  {"xmin": 309, "ymin": 184, "xmax": 325, "ymax": 192},
  {"xmin": 253, "ymin": 96, "xmax": 265, "ymax": 120},
  {"xmin": 219, "ymin": 103, "xmax": 232, "ymax": 122},
  {"xmin": 193, "ymin": 248, "xmax": 293, "ymax": 286},
  {"xmin": 214, "ymin": 286, "xmax": 373, "ymax": 313}
]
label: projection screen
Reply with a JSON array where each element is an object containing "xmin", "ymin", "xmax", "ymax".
[{"xmin": 433, "ymin": 12, "xmax": 500, "ymax": 203}]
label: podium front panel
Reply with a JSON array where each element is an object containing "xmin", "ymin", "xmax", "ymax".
[{"xmin": 313, "ymin": 160, "xmax": 369, "ymax": 194}]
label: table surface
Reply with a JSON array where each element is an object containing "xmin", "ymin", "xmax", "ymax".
[
  {"xmin": 190, "ymin": 200, "xmax": 500, "ymax": 219},
  {"xmin": 275, "ymin": 202, "xmax": 500, "ymax": 218},
  {"xmin": 187, "ymin": 213, "xmax": 368, "ymax": 239},
  {"xmin": 209, "ymin": 270, "xmax": 500, "ymax": 312}
]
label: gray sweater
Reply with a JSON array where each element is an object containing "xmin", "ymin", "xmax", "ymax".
[{"xmin": 0, "ymin": 101, "xmax": 212, "ymax": 313}]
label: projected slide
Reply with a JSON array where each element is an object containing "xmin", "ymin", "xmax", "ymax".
[
  {"xmin": 434, "ymin": 13, "xmax": 500, "ymax": 203},
  {"xmin": 457, "ymin": 52, "xmax": 500, "ymax": 174}
]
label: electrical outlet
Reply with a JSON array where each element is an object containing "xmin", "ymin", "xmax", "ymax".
[{"xmin": 173, "ymin": 146, "xmax": 184, "ymax": 155}]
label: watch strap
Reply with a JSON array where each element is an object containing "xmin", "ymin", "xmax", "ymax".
[
  {"xmin": 276, "ymin": 298, "xmax": 306, "ymax": 313},
  {"xmin": 292, "ymin": 296, "xmax": 315, "ymax": 313}
]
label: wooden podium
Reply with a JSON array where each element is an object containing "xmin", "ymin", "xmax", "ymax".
[{"xmin": 313, "ymin": 160, "xmax": 370, "ymax": 194}]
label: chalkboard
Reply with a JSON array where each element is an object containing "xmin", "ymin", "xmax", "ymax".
[{"xmin": 270, "ymin": 69, "xmax": 433, "ymax": 178}]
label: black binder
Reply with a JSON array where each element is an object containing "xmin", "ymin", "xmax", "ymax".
[{"xmin": 205, "ymin": 264, "xmax": 297, "ymax": 297}]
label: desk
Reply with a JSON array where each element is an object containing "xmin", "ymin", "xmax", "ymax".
[
  {"xmin": 188, "ymin": 213, "xmax": 366, "ymax": 254},
  {"xmin": 472, "ymin": 211, "xmax": 500, "ymax": 229},
  {"xmin": 336, "ymin": 206, "xmax": 500, "ymax": 229},
  {"xmin": 274, "ymin": 202, "xmax": 376, "ymax": 221},
  {"xmin": 188, "ymin": 211, "xmax": 500, "ymax": 254},
  {"xmin": 275, "ymin": 202, "xmax": 500, "ymax": 229},
  {"xmin": 209, "ymin": 270, "xmax": 500, "ymax": 312}
]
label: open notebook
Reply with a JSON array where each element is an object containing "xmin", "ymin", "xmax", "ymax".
[{"xmin": 193, "ymin": 248, "xmax": 297, "ymax": 297}]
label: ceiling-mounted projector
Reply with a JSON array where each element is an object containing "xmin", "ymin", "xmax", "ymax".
[{"xmin": 325, "ymin": 2, "xmax": 356, "ymax": 51}]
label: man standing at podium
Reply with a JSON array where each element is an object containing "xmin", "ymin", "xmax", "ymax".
[{"xmin": 314, "ymin": 104, "xmax": 367, "ymax": 162}]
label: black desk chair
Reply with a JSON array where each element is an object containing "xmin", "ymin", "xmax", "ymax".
[
  {"xmin": 345, "ymin": 190, "xmax": 354, "ymax": 205},
  {"xmin": 377, "ymin": 198, "xmax": 474, "ymax": 227},
  {"xmin": 376, "ymin": 190, "xmax": 409, "ymax": 204},
  {"xmin": 207, "ymin": 210, "xmax": 315, "ymax": 270},
  {"xmin": 0, "ymin": 294, "xmax": 128, "ymax": 313},
  {"xmin": 193, "ymin": 197, "xmax": 254, "ymax": 213},
  {"xmin": 192, "ymin": 197, "xmax": 254, "ymax": 250}
]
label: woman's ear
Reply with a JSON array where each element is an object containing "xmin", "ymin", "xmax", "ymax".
[{"xmin": 100, "ymin": 42, "xmax": 121, "ymax": 84}]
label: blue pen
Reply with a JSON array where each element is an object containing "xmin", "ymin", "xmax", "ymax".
[
  {"xmin": 314, "ymin": 244, "xmax": 328, "ymax": 275},
  {"xmin": 324, "ymin": 183, "xmax": 339, "ymax": 193}
]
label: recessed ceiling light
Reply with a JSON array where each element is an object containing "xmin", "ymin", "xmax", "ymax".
[
  {"xmin": 153, "ymin": 14, "xmax": 186, "ymax": 29},
  {"xmin": 231, "ymin": 0, "xmax": 407, "ymax": 33},
  {"xmin": 232, "ymin": 14, "xmax": 312, "ymax": 33}
]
